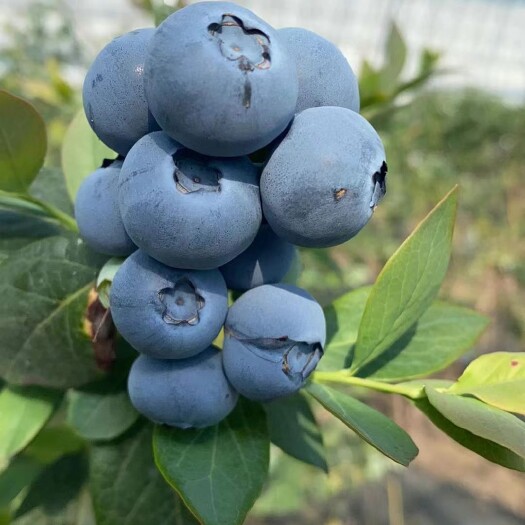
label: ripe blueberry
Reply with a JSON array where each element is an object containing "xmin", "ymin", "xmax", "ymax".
[
  {"xmin": 119, "ymin": 132, "xmax": 262, "ymax": 270},
  {"xmin": 144, "ymin": 2, "xmax": 298, "ymax": 156},
  {"xmin": 260, "ymin": 106, "xmax": 387, "ymax": 247},
  {"xmin": 128, "ymin": 347, "xmax": 238, "ymax": 428},
  {"xmin": 110, "ymin": 250, "xmax": 228, "ymax": 359},
  {"xmin": 223, "ymin": 284, "xmax": 326, "ymax": 402},
  {"xmin": 220, "ymin": 224, "xmax": 297, "ymax": 291},
  {"xmin": 279, "ymin": 27, "xmax": 360, "ymax": 113},
  {"xmin": 74, "ymin": 159, "xmax": 137, "ymax": 257},
  {"xmin": 83, "ymin": 28, "xmax": 159, "ymax": 155}
]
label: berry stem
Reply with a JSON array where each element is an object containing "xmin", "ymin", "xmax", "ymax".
[{"xmin": 312, "ymin": 371, "xmax": 425, "ymax": 400}]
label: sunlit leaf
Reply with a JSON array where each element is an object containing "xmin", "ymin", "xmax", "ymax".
[
  {"xmin": 0, "ymin": 386, "xmax": 60, "ymax": 469},
  {"xmin": 448, "ymin": 352, "xmax": 525, "ymax": 415},
  {"xmin": 357, "ymin": 302, "xmax": 488, "ymax": 381},
  {"xmin": 351, "ymin": 187, "xmax": 458, "ymax": 372}
]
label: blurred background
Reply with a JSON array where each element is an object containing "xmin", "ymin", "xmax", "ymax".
[{"xmin": 1, "ymin": 0, "xmax": 524, "ymax": 523}]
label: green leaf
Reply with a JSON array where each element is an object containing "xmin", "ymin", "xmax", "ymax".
[
  {"xmin": 379, "ymin": 23, "xmax": 407, "ymax": 88},
  {"xmin": 0, "ymin": 91, "xmax": 47, "ymax": 193},
  {"xmin": 0, "ymin": 193, "xmax": 50, "ymax": 219},
  {"xmin": 0, "ymin": 236, "xmax": 108, "ymax": 388},
  {"xmin": 318, "ymin": 286, "xmax": 371, "ymax": 371},
  {"xmin": 306, "ymin": 383, "xmax": 418, "ymax": 466},
  {"xmin": 357, "ymin": 302, "xmax": 488, "ymax": 381},
  {"xmin": 0, "ymin": 211, "xmax": 60, "ymax": 262},
  {"xmin": 0, "ymin": 190, "xmax": 77, "ymax": 233},
  {"xmin": 24, "ymin": 426, "xmax": 86, "ymax": 465},
  {"xmin": 426, "ymin": 387, "xmax": 525, "ymax": 458},
  {"xmin": 29, "ymin": 168, "xmax": 73, "ymax": 215},
  {"xmin": 415, "ymin": 397, "xmax": 525, "ymax": 471},
  {"xmin": 0, "ymin": 455, "xmax": 43, "ymax": 509},
  {"xmin": 448, "ymin": 352, "xmax": 525, "ymax": 415},
  {"xmin": 61, "ymin": 110, "xmax": 115, "ymax": 202},
  {"xmin": 264, "ymin": 393, "xmax": 328, "ymax": 472},
  {"xmin": 0, "ymin": 386, "xmax": 61, "ymax": 469},
  {"xmin": 359, "ymin": 60, "xmax": 384, "ymax": 109},
  {"xmin": 90, "ymin": 422, "xmax": 198, "ymax": 525},
  {"xmin": 13, "ymin": 454, "xmax": 92, "ymax": 525},
  {"xmin": 67, "ymin": 387, "xmax": 139, "ymax": 441},
  {"xmin": 154, "ymin": 398, "xmax": 270, "ymax": 525},
  {"xmin": 0, "ymin": 168, "xmax": 72, "ymax": 260},
  {"xmin": 351, "ymin": 187, "xmax": 458, "ymax": 373},
  {"xmin": 0, "ymin": 210, "xmax": 58, "ymax": 240},
  {"xmin": 0, "ymin": 426, "xmax": 85, "ymax": 511},
  {"xmin": 66, "ymin": 336, "xmax": 137, "ymax": 433},
  {"xmin": 396, "ymin": 49, "xmax": 441, "ymax": 96},
  {"xmin": 96, "ymin": 258, "xmax": 125, "ymax": 309}
]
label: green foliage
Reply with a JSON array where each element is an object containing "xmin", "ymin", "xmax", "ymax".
[
  {"xmin": 306, "ymin": 383, "xmax": 418, "ymax": 467},
  {"xmin": 0, "ymin": 236, "xmax": 107, "ymax": 388},
  {"xmin": 359, "ymin": 23, "xmax": 440, "ymax": 119},
  {"xmin": 12, "ymin": 454, "xmax": 92, "ymax": 525},
  {"xmin": 0, "ymin": 426, "xmax": 85, "ymax": 518},
  {"xmin": 90, "ymin": 423, "xmax": 196, "ymax": 525},
  {"xmin": 0, "ymin": 94, "xmax": 77, "ymax": 237},
  {"xmin": 425, "ymin": 387, "xmax": 525, "ymax": 458},
  {"xmin": 0, "ymin": 91, "xmax": 47, "ymax": 193},
  {"xmin": 320, "ymin": 286, "xmax": 371, "ymax": 371},
  {"xmin": 264, "ymin": 393, "xmax": 328, "ymax": 473},
  {"xmin": 29, "ymin": 168, "xmax": 74, "ymax": 216},
  {"xmin": 379, "ymin": 23, "xmax": 407, "ymax": 91},
  {"xmin": 448, "ymin": 352, "xmax": 525, "ymax": 415},
  {"xmin": 24, "ymin": 426, "xmax": 85, "ymax": 465},
  {"xmin": 414, "ymin": 397, "xmax": 525, "ymax": 471},
  {"xmin": 0, "ymin": 166, "xmax": 75, "ymax": 264},
  {"xmin": 313, "ymin": 192, "xmax": 524, "ymax": 473},
  {"xmin": 67, "ymin": 388, "xmax": 138, "ymax": 442},
  {"xmin": 96, "ymin": 258, "xmax": 125, "ymax": 309},
  {"xmin": 0, "ymin": 455, "xmax": 43, "ymax": 510},
  {"xmin": 351, "ymin": 186, "xmax": 457, "ymax": 372},
  {"xmin": 0, "ymin": 0, "xmax": 83, "ymax": 164},
  {"xmin": 357, "ymin": 302, "xmax": 489, "ymax": 381},
  {"xmin": 61, "ymin": 111, "xmax": 115, "ymax": 201},
  {"xmin": 154, "ymin": 399, "xmax": 269, "ymax": 525},
  {"xmin": 0, "ymin": 386, "xmax": 61, "ymax": 470}
]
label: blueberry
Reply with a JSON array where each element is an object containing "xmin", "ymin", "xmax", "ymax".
[
  {"xmin": 144, "ymin": 2, "xmax": 298, "ymax": 156},
  {"xmin": 223, "ymin": 284, "xmax": 325, "ymax": 402},
  {"xmin": 83, "ymin": 28, "xmax": 159, "ymax": 156},
  {"xmin": 128, "ymin": 347, "xmax": 238, "ymax": 428},
  {"xmin": 220, "ymin": 225, "xmax": 297, "ymax": 291},
  {"xmin": 279, "ymin": 27, "xmax": 360, "ymax": 113},
  {"xmin": 110, "ymin": 250, "xmax": 228, "ymax": 359},
  {"xmin": 119, "ymin": 132, "xmax": 262, "ymax": 270},
  {"xmin": 74, "ymin": 159, "xmax": 137, "ymax": 257},
  {"xmin": 260, "ymin": 106, "xmax": 387, "ymax": 247}
]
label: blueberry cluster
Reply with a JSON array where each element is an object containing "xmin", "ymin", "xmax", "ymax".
[{"xmin": 75, "ymin": 1, "xmax": 387, "ymax": 429}]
